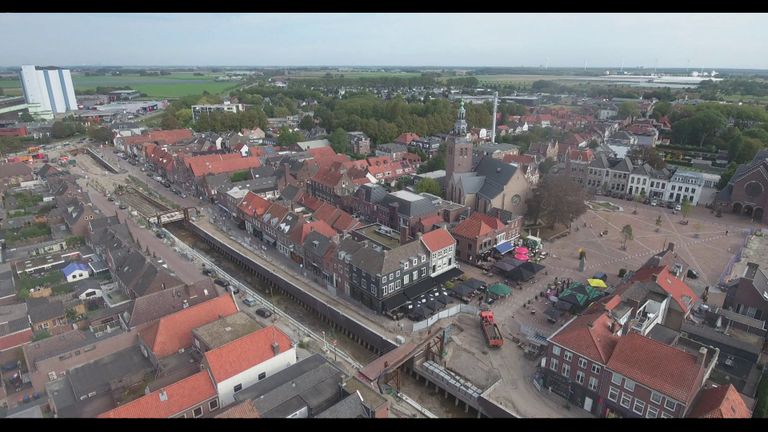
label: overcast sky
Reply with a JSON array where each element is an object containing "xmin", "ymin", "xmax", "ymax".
[{"xmin": 2, "ymin": 13, "xmax": 767, "ymax": 69}]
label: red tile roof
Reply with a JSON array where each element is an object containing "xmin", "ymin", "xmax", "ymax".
[
  {"xmin": 204, "ymin": 325, "xmax": 293, "ymax": 383},
  {"xmin": 140, "ymin": 295, "xmax": 238, "ymax": 358},
  {"xmin": 291, "ymin": 219, "xmax": 337, "ymax": 245},
  {"xmin": 627, "ymin": 266, "xmax": 698, "ymax": 313},
  {"xmin": 215, "ymin": 400, "xmax": 261, "ymax": 418},
  {"xmin": 420, "ymin": 228, "xmax": 455, "ymax": 252},
  {"xmin": 418, "ymin": 214, "xmax": 444, "ymax": 231},
  {"xmin": 549, "ymin": 305, "xmax": 619, "ymax": 364},
  {"xmin": 188, "ymin": 154, "xmax": 262, "ymax": 178},
  {"xmin": 238, "ymin": 191, "xmax": 271, "ymax": 218},
  {"xmin": 308, "ymin": 146, "xmax": 337, "ymax": 160},
  {"xmin": 503, "ymin": 154, "xmax": 536, "ymax": 166},
  {"xmin": 297, "ymin": 194, "xmax": 323, "ymax": 212},
  {"xmin": 0, "ymin": 328, "xmax": 32, "ymax": 352},
  {"xmin": 263, "ymin": 202, "xmax": 290, "ymax": 223},
  {"xmin": 451, "ymin": 212, "xmax": 505, "ymax": 239},
  {"xmin": 98, "ymin": 371, "xmax": 216, "ymax": 418},
  {"xmin": 607, "ymin": 332, "xmax": 703, "ymax": 403},
  {"xmin": 689, "ymin": 384, "xmax": 751, "ymax": 418},
  {"xmin": 147, "ymin": 129, "xmax": 194, "ymax": 146},
  {"xmin": 311, "ymin": 168, "xmax": 344, "ymax": 188},
  {"xmin": 395, "ymin": 132, "xmax": 420, "ymax": 145}
]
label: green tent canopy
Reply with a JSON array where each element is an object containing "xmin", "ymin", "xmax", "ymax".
[{"xmin": 488, "ymin": 283, "xmax": 512, "ymax": 297}]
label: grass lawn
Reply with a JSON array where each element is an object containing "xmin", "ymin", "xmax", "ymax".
[
  {"xmin": 0, "ymin": 73, "xmax": 240, "ymax": 99},
  {"xmin": 16, "ymin": 271, "xmax": 65, "ymax": 292},
  {"xmin": 4, "ymin": 223, "xmax": 51, "ymax": 245},
  {"xmin": 755, "ymin": 372, "xmax": 768, "ymax": 418}
]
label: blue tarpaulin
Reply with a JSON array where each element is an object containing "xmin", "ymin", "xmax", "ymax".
[{"xmin": 495, "ymin": 241, "xmax": 514, "ymax": 255}]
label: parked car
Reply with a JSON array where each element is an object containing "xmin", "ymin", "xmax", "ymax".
[
  {"xmin": 687, "ymin": 269, "xmax": 700, "ymax": 279},
  {"xmin": 107, "ymin": 196, "xmax": 115, "ymax": 201},
  {"xmin": 229, "ymin": 286, "xmax": 240, "ymax": 294},
  {"xmin": 202, "ymin": 268, "xmax": 215, "ymax": 277},
  {"xmin": 214, "ymin": 278, "xmax": 229, "ymax": 288},
  {"xmin": 243, "ymin": 297, "xmax": 257, "ymax": 307},
  {"xmin": 675, "ymin": 204, "xmax": 682, "ymax": 211},
  {"xmin": 651, "ymin": 199, "xmax": 658, "ymax": 206},
  {"xmin": 118, "ymin": 203, "xmax": 127, "ymax": 210},
  {"xmin": 255, "ymin": 308, "xmax": 273, "ymax": 318}
]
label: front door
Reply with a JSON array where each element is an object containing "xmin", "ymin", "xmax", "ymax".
[{"xmin": 584, "ymin": 397, "xmax": 593, "ymax": 412}]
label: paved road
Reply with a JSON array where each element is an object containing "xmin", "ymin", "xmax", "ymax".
[{"xmin": 84, "ymin": 180, "xmax": 205, "ymax": 286}]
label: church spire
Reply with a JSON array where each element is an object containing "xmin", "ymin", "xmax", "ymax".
[{"xmin": 454, "ymin": 100, "xmax": 468, "ymax": 136}]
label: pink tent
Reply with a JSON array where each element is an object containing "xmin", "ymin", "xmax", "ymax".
[
  {"xmin": 514, "ymin": 247, "xmax": 529, "ymax": 254},
  {"xmin": 514, "ymin": 253, "xmax": 529, "ymax": 262}
]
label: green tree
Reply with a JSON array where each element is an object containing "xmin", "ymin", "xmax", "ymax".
[
  {"xmin": 230, "ymin": 171, "xmax": 250, "ymax": 182},
  {"xmin": 32, "ymin": 330, "xmax": 51, "ymax": 341},
  {"xmin": 538, "ymin": 157, "xmax": 556, "ymax": 175},
  {"xmin": 175, "ymin": 108, "xmax": 193, "ymax": 128},
  {"xmin": 681, "ymin": 197, "xmax": 691, "ymax": 219},
  {"xmin": 627, "ymin": 145, "xmax": 666, "ymax": 169},
  {"xmin": 735, "ymin": 137, "xmax": 764, "ymax": 164},
  {"xmin": 87, "ymin": 126, "xmax": 113, "ymax": 143},
  {"xmin": 277, "ymin": 127, "xmax": 304, "ymax": 147},
  {"xmin": 394, "ymin": 176, "xmax": 411, "ymax": 191},
  {"xmin": 651, "ymin": 101, "xmax": 672, "ymax": 120},
  {"xmin": 414, "ymin": 178, "xmax": 441, "ymax": 196},
  {"xmin": 621, "ymin": 224, "xmax": 633, "ymax": 250},
  {"xmin": 618, "ymin": 101, "xmax": 640, "ymax": 120},
  {"xmin": 717, "ymin": 162, "xmax": 738, "ymax": 190},
  {"xmin": 299, "ymin": 115, "xmax": 315, "ymax": 130},
  {"xmin": 160, "ymin": 111, "xmax": 179, "ymax": 130},
  {"xmin": 328, "ymin": 128, "xmax": 348, "ymax": 154},
  {"xmin": 51, "ymin": 121, "xmax": 77, "ymax": 139},
  {"xmin": 526, "ymin": 173, "xmax": 588, "ymax": 228},
  {"xmin": 19, "ymin": 112, "xmax": 35, "ymax": 122},
  {"xmin": 656, "ymin": 214, "xmax": 662, "ymax": 227}
]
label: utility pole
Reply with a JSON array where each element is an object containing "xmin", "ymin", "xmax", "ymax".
[{"xmin": 490, "ymin": 91, "xmax": 498, "ymax": 143}]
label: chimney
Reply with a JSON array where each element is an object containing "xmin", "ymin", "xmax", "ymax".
[
  {"xmin": 697, "ymin": 347, "xmax": 708, "ymax": 366},
  {"xmin": 159, "ymin": 389, "xmax": 168, "ymax": 401},
  {"xmin": 666, "ymin": 242, "xmax": 675, "ymax": 252},
  {"xmin": 272, "ymin": 342, "xmax": 280, "ymax": 356},
  {"xmin": 400, "ymin": 225, "xmax": 408, "ymax": 245},
  {"xmin": 746, "ymin": 262, "xmax": 760, "ymax": 280}
]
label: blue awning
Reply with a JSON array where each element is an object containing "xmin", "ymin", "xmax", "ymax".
[{"xmin": 495, "ymin": 241, "xmax": 514, "ymax": 255}]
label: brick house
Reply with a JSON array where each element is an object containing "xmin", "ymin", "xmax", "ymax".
[
  {"xmin": 450, "ymin": 212, "xmax": 522, "ymax": 263},
  {"xmin": 715, "ymin": 149, "xmax": 768, "ymax": 222},
  {"xmin": 723, "ymin": 262, "xmax": 768, "ymax": 321}
]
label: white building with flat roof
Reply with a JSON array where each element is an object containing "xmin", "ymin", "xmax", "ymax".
[{"xmin": 19, "ymin": 65, "xmax": 77, "ymax": 120}]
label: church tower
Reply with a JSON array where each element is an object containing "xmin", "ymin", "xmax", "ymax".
[{"xmin": 446, "ymin": 101, "xmax": 473, "ymax": 199}]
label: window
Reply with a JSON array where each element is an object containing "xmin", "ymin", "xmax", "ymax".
[
  {"xmin": 421, "ymin": 268, "xmax": 426, "ymax": 277},
  {"xmin": 404, "ymin": 274, "xmax": 410, "ymax": 284},
  {"xmin": 664, "ymin": 399, "xmax": 677, "ymax": 412},
  {"xmin": 660, "ymin": 412, "xmax": 673, "ymax": 418},
  {"xmin": 608, "ymin": 387, "xmax": 619, "ymax": 402},
  {"xmin": 404, "ymin": 262, "xmax": 409, "ymax": 269},
  {"xmin": 396, "ymin": 280, "xmax": 401, "ymax": 289},
  {"xmin": 550, "ymin": 358, "xmax": 558, "ymax": 371},
  {"xmin": 620, "ymin": 393, "xmax": 632, "ymax": 409},
  {"xmin": 413, "ymin": 258, "xmax": 418, "ymax": 265},
  {"xmin": 578, "ymin": 358, "xmax": 587, "ymax": 369},
  {"xmin": 592, "ymin": 364, "xmax": 601, "ymax": 374},
  {"xmin": 193, "ymin": 406, "xmax": 203, "ymax": 418},
  {"xmin": 561, "ymin": 364, "xmax": 570, "ymax": 377},
  {"xmin": 421, "ymin": 255, "xmax": 426, "ymax": 263},
  {"xmin": 611, "ymin": 372, "xmax": 623, "ymax": 386},
  {"xmin": 396, "ymin": 271, "xmax": 400, "ymax": 277},
  {"xmin": 258, "ymin": 372, "xmax": 267, "ymax": 381},
  {"xmin": 552, "ymin": 346, "xmax": 561, "ymax": 356},
  {"xmin": 624, "ymin": 379, "xmax": 635, "ymax": 392},
  {"xmin": 564, "ymin": 351, "xmax": 573, "ymax": 362},
  {"xmin": 646, "ymin": 406, "xmax": 658, "ymax": 418},
  {"xmin": 412, "ymin": 271, "xmax": 418, "ymax": 280},
  {"xmin": 633, "ymin": 399, "xmax": 646, "ymax": 416},
  {"xmin": 233, "ymin": 384, "xmax": 242, "ymax": 393},
  {"xmin": 576, "ymin": 371, "xmax": 585, "ymax": 385},
  {"xmin": 389, "ymin": 283, "xmax": 394, "ymax": 293},
  {"xmin": 588, "ymin": 377, "xmax": 599, "ymax": 391},
  {"xmin": 389, "ymin": 274, "xmax": 393, "ymax": 281},
  {"xmin": 209, "ymin": 399, "xmax": 219, "ymax": 411},
  {"xmin": 381, "ymin": 277, "xmax": 387, "ymax": 284}
]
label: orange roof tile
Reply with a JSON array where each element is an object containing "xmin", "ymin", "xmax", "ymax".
[
  {"xmin": 188, "ymin": 154, "xmax": 262, "ymax": 178},
  {"xmin": 238, "ymin": 191, "xmax": 271, "ymax": 218},
  {"xmin": 550, "ymin": 305, "xmax": 620, "ymax": 364},
  {"xmin": 395, "ymin": 132, "xmax": 420, "ymax": 144},
  {"xmin": 0, "ymin": 328, "xmax": 32, "ymax": 351},
  {"xmin": 204, "ymin": 325, "xmax": 292, "ymax": 383},
  {"xmin": 451, "ymin": 212, "xmax": 505, "ymax": 239},
  {"xmin": 420, "ymin": 228, "xmax": 455, "ymax": 252},
  {"xmin": 140, "ymin": 295, "xmax": 238, "ymax": 358},
  {"xmin": 297, "ymin": 194, "xmax": 323, "ymax": 212},
  {"xmin": 418, "ymin": 214, "xmax": 444, "ymax": 230},
  {"xmin": 628, "ymin": 266, "xmax": 698, "ymax": 313},
  {"xmin": 292, "ymin": 220, "xmax": 337, "ymax": 245},
  {"xmin": 147, "ymin": 129, "xmax": 194, "ymax": 145},
  {"xmin": 215, "ymin": 400, "xmax": 261, "ymax": 418},
  {"xmin": 689, "ymin": 384, "xmax": 752, "ymax": 418},
  {"xmin": 98, "ymin": 371, "xmax": 216, "ymax": 418},
  {"xmin": 608, "ymin": 332, "xmax": 703, "ymax": 403}
]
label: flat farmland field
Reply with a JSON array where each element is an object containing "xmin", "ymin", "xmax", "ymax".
[
  {"xmin": 0, "ymin": 73, "xmax": 239, "ymax": 99},
  {"xmin": 472, "ymin": 74, "xmax": 592, "ymax": 84},
  {"xmin": 287, "ymin": 70, "xmax": 423, "ymax": 79}
]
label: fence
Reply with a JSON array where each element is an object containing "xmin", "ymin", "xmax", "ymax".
[{"xmin": 412, "ymin": 304, "xmax": 479, "ymax": 333}]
